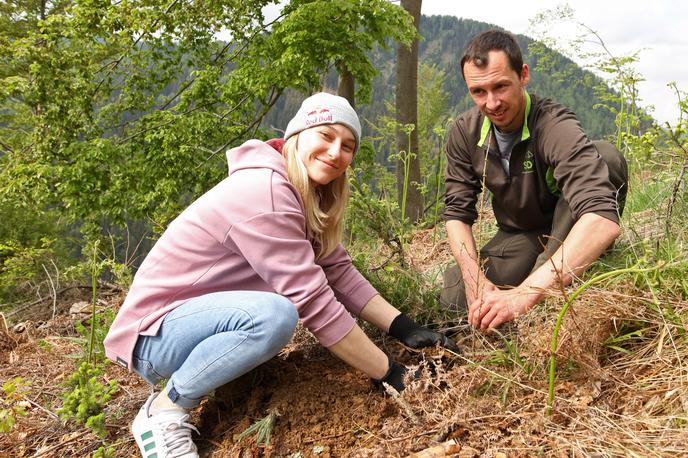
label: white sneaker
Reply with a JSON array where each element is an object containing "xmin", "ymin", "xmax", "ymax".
[{"xmin": 131, "ymin": 392, "xmax": 200, "ymax": 458}]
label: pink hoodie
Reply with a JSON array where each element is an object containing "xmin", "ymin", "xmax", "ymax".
[{"xmin": 104, "ymin": 139, "xmax": 378, "ymax": 370}]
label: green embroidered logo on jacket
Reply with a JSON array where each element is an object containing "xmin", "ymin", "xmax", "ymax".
[{"xmin": 522, "ymin": 151, "xmax": 534, "ymax": 173}]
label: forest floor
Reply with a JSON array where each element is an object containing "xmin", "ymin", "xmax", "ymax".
[{"xmin": 2, "ymin": 226, "xmax": 688, "ymax": 457}]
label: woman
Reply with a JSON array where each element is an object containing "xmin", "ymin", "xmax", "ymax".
[{"xmin": 104, "ymin": 92, "xmax": 459, "ymax": 458}]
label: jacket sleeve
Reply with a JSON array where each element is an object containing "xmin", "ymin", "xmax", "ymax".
[
  {"xmin": 443, "ymin": 119, "xmax": 482, "ymax": 224},
  {"xmin": 227, "ymin": 210, "xmax": 356, "ymax": 348},
  {"xmin": 316, "ymin": 244, "xmax": 379, "ymax": 317},
  {"xmin": 537, "ymin": 107, "xmax": 620, "ymax": 224}
]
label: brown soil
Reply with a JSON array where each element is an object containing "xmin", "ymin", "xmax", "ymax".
[{"xmin": 1, "ymin": 307, "xmax": 474, "ymax": 457}]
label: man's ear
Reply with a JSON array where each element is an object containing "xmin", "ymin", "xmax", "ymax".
[{"xmin": 520, "ymin": 64, "xmax": 530, "ymax": 87}]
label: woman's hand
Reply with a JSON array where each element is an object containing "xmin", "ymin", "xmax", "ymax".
[
  {"xmin": 359, "ymin": 296, "xmax": 462, "ymax": 354},
  {"xmin": 388, "ymin": 314, "xmax": 462, "ymax": 354}
]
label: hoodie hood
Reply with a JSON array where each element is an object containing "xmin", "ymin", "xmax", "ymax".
[{"xmin": 226, "ymin": 139, "xmax": 287, "ymax": 179}]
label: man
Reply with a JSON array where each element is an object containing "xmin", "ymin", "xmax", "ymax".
[{"xmin": 441, "ymin": 30, "xmax": 628, "ymax": 331}]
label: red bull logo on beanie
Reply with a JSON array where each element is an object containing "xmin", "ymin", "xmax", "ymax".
[
  {"xmin": 305, "ymin": 107, "xmax": 333, "ymax": 126},
  {"xmin": 284, "ymin": 93, "xmax": 360, "ymax": 152}
]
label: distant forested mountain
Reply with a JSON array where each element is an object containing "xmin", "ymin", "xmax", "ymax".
[{"xmin": 263, "ymin": 15, "xmax": 618, "ymax": 143}]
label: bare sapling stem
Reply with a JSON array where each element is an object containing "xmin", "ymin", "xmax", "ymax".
[
  {"xmin": 471, "ymin": 134, "xmax": 492, "ymax": 346},
  {"xmin": 432, "ymin": 131, "xmax": 444, "ymax": 246},
  {"xmin": 400, "ymin": 148, "xmax": 409, "ymax": 224},
  {"xmin": 475, "ymin": 134, "xmax": 491, "ymax": 267},
  {"xmin": 660, "ymin": 86, "xmax": 688, "ymax": 231},
  {"xmin": 88, "ymin": 240, "xmax": 100, "ymax": 366},
  {"xmin": 42, "ymin": 263, "xmax": 57, "ymax": 320},
  {"xmin": 399, "ymin": 124, "xmax": 415, "ymax": 227}
]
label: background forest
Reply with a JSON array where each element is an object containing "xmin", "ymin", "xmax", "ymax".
[
  {"xmin": 1, "ymin": 0, "xmax": 687, "ymax": 456},
  {"xmin": 0, "ymin": 1, "xmax": 627, "ymax": 307}
]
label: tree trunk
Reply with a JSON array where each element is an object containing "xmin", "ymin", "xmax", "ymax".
[
  {"xmin": 337, "ymin": 64, "xmax": 356, "ymax": 108},
  {"xmin": 395, "ymin": 0, "xmax": 423, "ymax": 223}
]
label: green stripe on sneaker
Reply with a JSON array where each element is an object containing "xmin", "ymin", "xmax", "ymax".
[
  {"xmin": 144, "ymin": 442, "xmax": 155, "ymax": 451},
  {"xmin": 141, "ymin": 430, "xmax": 153, "ymax": 441},
  {"xmin": 147, "ymin": 454, "xmax": 157, "ymax": 458}
]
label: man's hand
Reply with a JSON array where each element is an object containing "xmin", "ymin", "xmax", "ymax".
[
  {"xmin": 465, "ymin": 276, "xmax": 499, "ymax": 306},
  {"xmin": 468, "ymin": 287, "xmax": 535, "ymax": 331},
  {"xmin": 389, "ymin": 313, "xmax": 462, "ymax": 354}
]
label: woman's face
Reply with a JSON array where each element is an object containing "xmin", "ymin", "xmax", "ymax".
[{"xmin": 297, "ymin": 124, "xmax": 356, "ymax": 186}]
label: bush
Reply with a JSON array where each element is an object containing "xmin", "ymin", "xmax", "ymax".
[{"xmin": 0, "ymin": 203, "xmax": 74, "ymax": 304}]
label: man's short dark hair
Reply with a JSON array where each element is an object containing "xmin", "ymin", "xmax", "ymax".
[{"xmin": 460, "ymin": 30, "xmax": 523, "ymax": 80}]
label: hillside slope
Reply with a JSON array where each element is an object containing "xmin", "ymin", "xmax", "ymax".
[{"xmin": 263, "ymin": 15, "xmax": 618, "ymax": 144}]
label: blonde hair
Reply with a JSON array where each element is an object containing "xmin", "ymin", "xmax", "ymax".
[{"xmin": 282, "ymin": 135, "xmax": 349, "ymax": 259}]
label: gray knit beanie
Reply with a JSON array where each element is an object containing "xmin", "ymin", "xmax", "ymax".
[{"xmin": 284, "ymin": 92, "xmax": 361, "ymax": 153}]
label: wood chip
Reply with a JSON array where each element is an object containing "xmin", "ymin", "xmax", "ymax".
[{"xmin": 405, "ymin": 440, "xmax": 461, "ymax": 457}]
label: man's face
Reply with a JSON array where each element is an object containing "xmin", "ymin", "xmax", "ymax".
[{"xmin": 463, "ymin": 50, "xmax": 530, "ymax": 133}]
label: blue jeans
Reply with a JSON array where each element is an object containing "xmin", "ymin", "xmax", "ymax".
[{"xmin": 132, "ymin": 291, "xmax": 298, "ymax": 409}]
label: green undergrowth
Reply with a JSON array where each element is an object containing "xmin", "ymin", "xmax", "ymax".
[
  {"xmin": 58, "ymin": 362, "xmax": 118, "ymax": 437},
  {"xmin": 0, "ymin": 203, "xmax": 75, "ymax": 305},
  {"xmin": 350, "ymin": 249, "xmax": 442, "ymax": 320},
  {"xmin": 1, "ymin": 377, "xmax": 31, "ymax": 433},
  {"xmin": 59, "ymin": 242, "xmax": 119, "ymax": 441}
]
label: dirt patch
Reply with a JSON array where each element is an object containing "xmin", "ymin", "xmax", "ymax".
[{"xmin": 203, "ymin": 350, "xmax": 391, "ymax": 457}]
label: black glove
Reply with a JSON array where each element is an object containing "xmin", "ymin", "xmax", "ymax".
[
  {"xmin": 374, "ymin": 355, "xmax": 412, "ymax": 392},
  {"xmin": 389, "ymin": 313, "xmax": 462, "ymax": 355}
]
